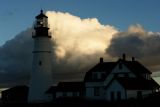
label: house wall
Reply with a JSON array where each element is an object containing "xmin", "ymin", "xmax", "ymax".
[
  {"xmin": 56, "ymin": 92, "xmax": 62, "ymax": 98},
  {"xmin": 56, "ymin": 92, "xmax": 80, "ymax": 98},
  {"xmin": 105, "ymin": 80, "xmax": 126, "ymax": 101},
  {"xmin": 126, "ymin": 90, "xmax": 153, "ymax": 99},
  {"xmin": 104, "ymin": 74, "xmax": 114, "ymax": 86},
  {"xmin": 85, "ymin": 82, "xmax": 103, "ymax": 87},
  {"xmin": 92, "ymin": 72, "xmax": 106, "ymax": 79},
  {"xmin": 85, "ymin": 83, "xmax": 104, "ymax": 100}
]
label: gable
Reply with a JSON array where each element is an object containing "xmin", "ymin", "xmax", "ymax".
[
  {"xmin": 84, "ymin": 57, "xmax": 152, "ymax": 83},
  {"xmin": 84, "ymin": 62, "xmax": 116, "ymax": 82},
  {"xmin": 111, "ymin": 63, "xmax": 136, "ymax": 78},
  {"xmin": 105, "ymin": 79, "xmax": 125, "ymax": 92}
]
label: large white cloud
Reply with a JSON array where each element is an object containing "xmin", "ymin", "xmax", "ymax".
[
  {"xmin": 46, "ymin": 11, "xmax": 117, "ymax": 60},
  {"xmin": 1, "ymin": 11, "xmax": 160, "ymax": 88},
  {"xmin": 0, "ymin": 11, "xmax": 118, "ymax": 87}
]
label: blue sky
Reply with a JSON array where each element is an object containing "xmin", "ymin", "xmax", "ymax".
[{"xmin": 0, "ymin": 0, "xmax": 160, "ymax": 46}]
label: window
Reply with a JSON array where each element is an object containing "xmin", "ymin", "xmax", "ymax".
[
  {"xmin": 101, "ymin": 73, "xmax": 106, "ymax": 79},
  {"xmin": 117, "ymin": 91, "xmax": 121, "ymax": 100},
  {"xmin": 94, "ymin": 87, "xmax": 100, "ymax": 96},
  {"xmin": 62, "ymin": 92, "xmax": 67, "ymax": 97},
  {"xmin": 137, "ymin": 91, "xmax": 142, "ymax": 99},
  {"xmin": 93, "ymin": 73, "xmax": 98, "ymax": 79},
  {"xmin": 39, "ymin": 61, "xmax": 42, "ymax": 66},
  {"xmin": 73, "ymin": 92, "xmax": 78, "ymax": 97},
  {"xmin": 146, "ymin": 74, "xmax": 151, "ymax": 80}
]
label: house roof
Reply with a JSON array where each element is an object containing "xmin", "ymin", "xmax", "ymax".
[
  {"xmin": 84, "ymin": 57, "xmax": 152, "ymax": 82},
  {"xmin": 36, "ymin": 10, "xmax": 48, "ymax": 19},
  {"xmin": 46, "ymin": 82, "xmax": 84, "ymax": 93},
  {"xmin": 121, "ymin": 59, "xmax": 152, "ymax": 74},
  {"xmin": 1, "ymin": 85, "xmax": 29, "ymax": 94},
  {"xmin": 84, "ymin": 62, "xmax": 117, "ymax": 82},
  {"xmin": 116, "ymin": 77, "xmax": 159, "ymax": 90}
]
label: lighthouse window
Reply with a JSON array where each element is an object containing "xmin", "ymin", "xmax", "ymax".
[{"xmin": 39, "ymin": 61, "xmax": 42, "ymax": 66}]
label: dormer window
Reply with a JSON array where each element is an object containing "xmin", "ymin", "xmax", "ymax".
[
  {"xmin": 93, "ymin": 73, "xmax": 98, "ymax": 79},
  {"xmin": 146, "ymin": 74, "xmax": 151, "ymax": 80},
  {"xmin": 92, "ymin": 72, "xmax": 106, "ymax": 79},
  {"xmin": 101, "ymin": 73, "xmax": 106, "ymax": 79},
  {"xmin": 142, "ymin": 74, "xmax": 151, "ymax": 80}
]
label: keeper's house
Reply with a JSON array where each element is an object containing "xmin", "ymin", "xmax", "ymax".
[{"xmin": 48, "ymin": 54, "xmax": 160, "ymax": 101}]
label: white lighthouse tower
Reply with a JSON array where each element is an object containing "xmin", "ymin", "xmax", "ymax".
[{"xmin": 28, "ymin": 10, "xmax": 53, "ymax": 102}]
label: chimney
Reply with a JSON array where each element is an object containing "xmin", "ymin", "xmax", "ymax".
[
  {"xmin": 132, "ymin": 57, "xmax": 135, "ymax": 61},
  {"xmin": 100, "ymin": 57, "xmax": 103, "ymax": 63},
  {"xmin": 122, "ymin": 53, "xmax": 126, "ymax": 61}
]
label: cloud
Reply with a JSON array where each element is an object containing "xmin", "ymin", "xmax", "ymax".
[
  {"xmin": 106, "ymin": 24, "xmax": 160, "ymax": 71},
  {"xmin": 46, "ymin": 11, "xmax": 117, "ymax": 59},
  {"xmin": 0, "ymin": 11, "xmax": 118, "ymax": 87},
  {"xmin": 0, "ymin": 28, "xmax": 33, "ymax": 87},
  {"xmin": 2, "ymin": 11, "xmax": 160, "ymax": 88}
]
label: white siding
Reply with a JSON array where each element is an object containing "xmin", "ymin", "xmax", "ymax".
[
  {"xmin": 56, "ymin": 92, "xmax": 80, "ymax": 98},
  {"xmin": 85, "ymin": 82, "xmax": 103, "ymax": 87},
  {"xmin": 127, "ymin": 90, "xmax": 153, "ymax": 99},
  {"xmin": 85, "ymin": 82, "xmax": 104, "ymax": 99},
  {"xmin": 112, "ymin": 64, "xmax": 135, "ymax": 76},
  {"xmin": 104, "ymin": 74, "xmax": 114, "ymax": 85},
  {"xmin": 67, "ymin": 92, "xmax": 72, "ymax": 97},
  {"xmin": 105, "ymin": 80, "xmax": 126, "ymax": 101},
  {"xmin": 28, "ymin": 36, "xmax": 53, "ymax": 102},
  {"xmin": 56, "ymin": 92, "xmax": 63, "ymax": 98},
  {"xmin": 85, "ymin": 87, "xmax": 104, "ymax": 100},
  {"xmin": 86, "ymin": 87, "xmax": 94, "ymax": 98},
  {"xmin": 104, "ymin": 64, "xmax": 136, "ymax": 86}
]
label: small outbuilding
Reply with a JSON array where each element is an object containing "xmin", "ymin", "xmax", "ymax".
[{"xmin": 1, "ymin": 85, "xmax": 28, "ymax": 103}]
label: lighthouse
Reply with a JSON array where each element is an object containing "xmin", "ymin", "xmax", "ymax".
[{"xmin": 28, "ymin": 10, "xmax": 53, "ymax": 102}]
